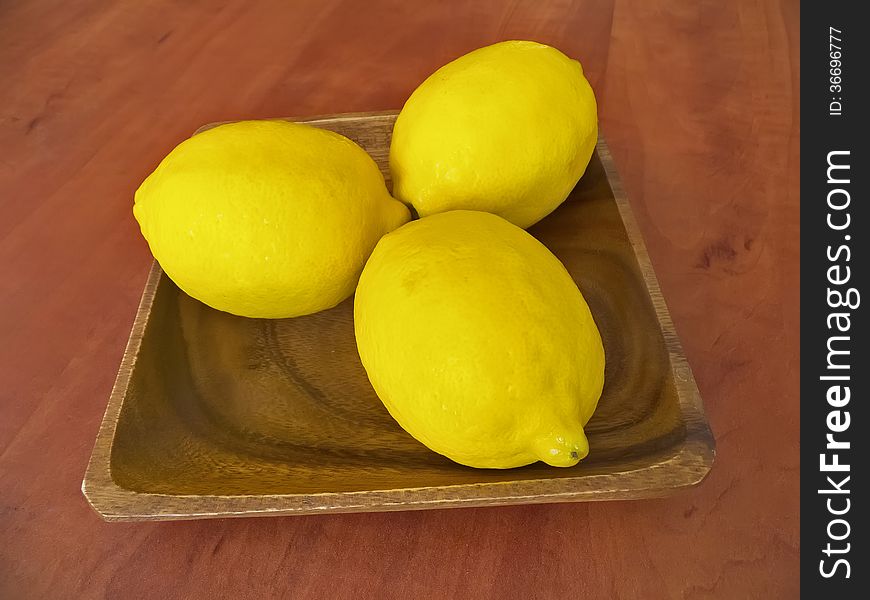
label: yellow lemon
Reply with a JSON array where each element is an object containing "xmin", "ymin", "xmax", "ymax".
[
  {"xmin": 354, "ymin": 210, "xmax": 605, "ymax": 468},
  {"xmin": 389, "ymin": 40, "xmax": 598, "ymax": 229},
  {"xmin": 134, "ymin": 120, "xmax": 410, "ymax": 318}
]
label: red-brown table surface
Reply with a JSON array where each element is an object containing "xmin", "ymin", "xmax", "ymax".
[{"xmin": 0, "ymin": 1, "xmax": 799, "ymax": 598}]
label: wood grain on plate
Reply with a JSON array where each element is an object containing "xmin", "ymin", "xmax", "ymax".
[
  {"xmin": 82, "ymin": 111, "xmax": 713, "ymax": 520},
  {"xmin": 0, "ymin": 0, "xmax": 799, "ymax": 597}
]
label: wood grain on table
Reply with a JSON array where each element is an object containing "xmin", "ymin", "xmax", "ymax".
[{"xmin": 0, "ymin": 1, "xmax": 799, "ymax": 598}]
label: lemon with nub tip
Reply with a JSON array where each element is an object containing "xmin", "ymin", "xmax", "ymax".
[
  {"xmin": 354, "ymin": 210, "xmax": 605, "ymax": 469},
  {"xmin": 389, "ymin": 40, "xmax": 598, "ymax": 229},
  {"xmin": 134, "ymin": 120, "xmax": 410, "ymax": 318}
]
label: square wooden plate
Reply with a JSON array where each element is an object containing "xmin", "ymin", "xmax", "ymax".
[{"xmin": 82, "ymin": 111, "xmax": 714, "ymax": 521}]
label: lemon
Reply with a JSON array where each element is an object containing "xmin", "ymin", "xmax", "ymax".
[
  {"xmin": 354, "ymin": 210, "xmax": 604, "ymax": 468},
  {"xmin": 389, "ymin": 40, "xmax": 598, "ymax": 229},
  {"xmin": 134, "ymin": 120, "xmax": 410, "ymax": 318}
]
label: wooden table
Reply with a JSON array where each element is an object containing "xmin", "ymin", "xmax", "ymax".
[{"xmin": 0, "ymin": 1, "xmax": 799, "ymax": 597}]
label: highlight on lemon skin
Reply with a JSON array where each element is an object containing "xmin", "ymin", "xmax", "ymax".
[{"xmin": 354, "ymin": 210, "xmax": 605, "ymax": 469}]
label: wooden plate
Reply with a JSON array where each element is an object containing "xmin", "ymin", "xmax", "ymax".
[{"xmin": 82, "ymin": 111, "xmax": 714, "ymax": 521}]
